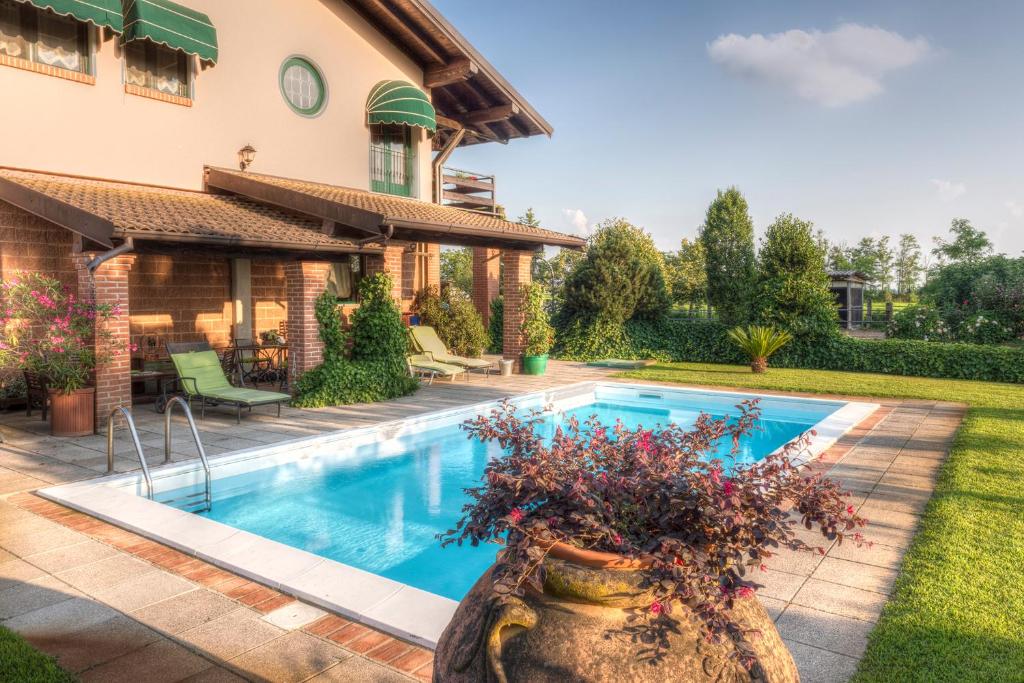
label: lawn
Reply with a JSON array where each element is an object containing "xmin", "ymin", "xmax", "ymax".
[
  {"xmin": 617, "ymin": 362, "xmax": 1024, "ymax": 683},
  {"xmin": 0, "ymin": 625, "xmax": 75, "ymax": 682}
]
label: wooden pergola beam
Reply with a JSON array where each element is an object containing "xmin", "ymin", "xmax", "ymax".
[{"xmin": 425, "ymin": 58, "xmax": 478, "ymax": 88}]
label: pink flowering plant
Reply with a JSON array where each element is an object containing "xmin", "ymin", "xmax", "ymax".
[
  {"xmin": 440, "ymin": 400, "xmax": 867, "ymax": 664},
  {"xmin": 0, "ymin": 272, "xmax": 129, "ymax": 394}
]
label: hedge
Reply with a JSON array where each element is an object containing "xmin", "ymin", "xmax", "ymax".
[{"xmin": 556, "ymin": 318, "xmax": 1024, "ymax": 384}]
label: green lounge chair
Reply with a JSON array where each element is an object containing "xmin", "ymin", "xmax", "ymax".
[
  {"xmin": 166, "ymin": 344, "xmax": 290, "ymax": 424},
  {"xmin": 409, "ymin": 326, "xmax": 494, "ymax": 376},
  {"xmin": 406, "ymin": 353, "xmax": 466, "ymax": 385}
]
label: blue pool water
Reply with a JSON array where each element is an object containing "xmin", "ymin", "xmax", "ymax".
[{"xmin": 179, "ymin": 387, "xmax": 843, "ymax": 601}]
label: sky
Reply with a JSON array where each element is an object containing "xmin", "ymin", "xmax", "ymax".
[{"xmin": 432, "ymin": 0, "xmax": 1024, "ymax": 256}]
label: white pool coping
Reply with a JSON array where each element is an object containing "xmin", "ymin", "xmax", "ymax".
[{"xmin": 38, "ymin": 382, "xmax": 878, "ymax": 649}]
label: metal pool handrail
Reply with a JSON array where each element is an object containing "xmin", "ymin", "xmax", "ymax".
[
  {"xmin": 164, "ymin": 396, "xmax": 212, "ymax": 512},
  {"xmin": 107, "ymin": 406, "xmax": 153, "ymax": 500}
]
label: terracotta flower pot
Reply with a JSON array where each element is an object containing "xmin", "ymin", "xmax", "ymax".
[
  {"xmin": 48, "ymin": 387, "xmax": 95, "ymax": 437},
  {"xmin": 434, "ymin": 544, "xmax": 798, "ymax": 682}
]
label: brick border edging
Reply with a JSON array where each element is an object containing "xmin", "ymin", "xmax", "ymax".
[{"xmin": 7, "ymin": 492, "xmax": 434, "ymax": 682}]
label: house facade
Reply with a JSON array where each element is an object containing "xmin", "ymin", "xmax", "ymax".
[{"xmin": 0, "ymin": 0, "xmax": 583, "ymax": 425}]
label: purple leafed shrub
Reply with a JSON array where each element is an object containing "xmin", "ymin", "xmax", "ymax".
[{"xmin": 440, "ymin": 399, "xmax": 867, "ymax": 664}]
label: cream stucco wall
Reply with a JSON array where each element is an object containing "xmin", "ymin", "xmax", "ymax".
[{"xmin": 0, "ymin": 0, "xmax": 433, "ymax": 198}]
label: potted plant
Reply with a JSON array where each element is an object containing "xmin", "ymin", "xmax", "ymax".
[
  {"xmin": 435, "ymin": 401, "xmax": 866, "ymax": 681},
  {"xmin": 728, "ymin": 325, "xmax": 793, "ymax": 374},
  {"xmin": 0, "ymin": 273, "xmax": 129, "ymax": 436},
  {"xmin": 520, "ymin": 283, "xmax": 554, "ymax": 375}
]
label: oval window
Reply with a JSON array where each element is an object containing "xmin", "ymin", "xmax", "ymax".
[{"xmin": 279, "ymin": 57, "xmax": 326, "ymax": 116}]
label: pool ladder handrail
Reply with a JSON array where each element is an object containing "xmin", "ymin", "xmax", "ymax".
[
  {"xmin": 107, "ymin": 406, "xmax": 153, "ymax": 499},
  {"xmin": 105, "ymin": 399, "xmax": 212, "ymax": 512},
  {"xmin": 163, "ymin": 396, "xmax": 213, "ymax": 513}
]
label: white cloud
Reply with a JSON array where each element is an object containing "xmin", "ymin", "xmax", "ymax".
[
  {"xmin": 562, "ymin": 208, "xmax": 590, "ymax": 236},
  {"xmin": 707, "ymin": 23, "xmax": 931, "ymax": 107},
  {"xmin": 1005, "ymin": 200, "xmax": 1024, "ymax": 218},
  {"xmin": 930, "ymin": 179, "xmax": 966, "ymax": 202}
]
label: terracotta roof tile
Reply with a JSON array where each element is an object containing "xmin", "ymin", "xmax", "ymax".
[
  {"xmin": 206, "ymin": 167, "xmax": 586, "ymax": 249},
  {"xmin": 0, "ymin": 168, "xmax": 375, "ymax": 253}
]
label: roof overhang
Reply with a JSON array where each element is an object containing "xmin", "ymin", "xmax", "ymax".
[
  {"xmin": 0, "ymin": 172, "xmax": 115, "ymax": 248},
  {"xmin": 344, "ymin": 0, "xmax": 552, "ymax": 149},
  {"xmin": 205, "ymin": 167, "xmax": 586, "ymax": 251}
]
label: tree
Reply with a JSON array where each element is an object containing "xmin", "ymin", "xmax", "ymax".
[
  {"xmin": 754, "ymin": 213, "xmax": 838, "ymax": 338},
  {"xmin": 517, "ymin": 208, "xmax": 540, "ymax": 227},
  {"xmin": 700, "ymin": 187, "xmax": 756, "ymax": 326},
  {"xmin": 932, "ymin": 218, "xmax": 993, "ymax": 265},
  {"xmin": 440, "ymin": 247, "xmax": 473, "ymax": 294},
  {"xmin": 894, "ymin": 234, "xmax": 924, "ymax": 297},
  {"xmin": 665, "ymin": 238, "xmax": 707, "ymax": 312},
  {"xmin": 558, "ymin": 218, "xmax": 670, "ymax": 327},
  {"xmin": 827, "ymin": 243, "xmax": 854, "ymax": 271},
  {"xmin": 850, "ymin": 237, "xmax": 880, "ymax": 292},
  {"xmin": 875, "ymin": 236, "xmax": 895, "ymax": 297}
]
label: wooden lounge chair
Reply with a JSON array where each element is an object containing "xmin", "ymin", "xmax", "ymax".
[
  {"xmin": 165, "ymin": 342, "xmax": 290, "ymax": 423},
  {"xmin": 406, "ymin": 353, "xmax": 467, "ymax": 385},
  {"xmin": 409, "ymin": 326, "xmax": 494, "ymax": 376}
]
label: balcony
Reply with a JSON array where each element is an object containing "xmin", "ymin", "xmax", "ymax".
[{"xmin": 441, "ymin": 167, "xmax": 498, "ymax": 216}]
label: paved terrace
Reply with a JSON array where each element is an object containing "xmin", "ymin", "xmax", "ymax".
[{"xmin": 0, "ymin": 360, "xmax": 964, "ymax": 682}]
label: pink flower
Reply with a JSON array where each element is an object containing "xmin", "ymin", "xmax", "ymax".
[
  {"xmin": 846, "ymin": 505, "xmax": 855, "ymax": 515},
  {"xmin": 613, "ymin": 533, "xmax": 622, "ymax": 545},
  {"xmin": 637, "ymin": 430, "xmax": 653, "ymax": 454},
  {"xmin": 508, "ymin": 508, "xmax": 524, "ymax": 523},
  {"xmin": 722, "ymin": 480, "xmax": 734, "ymax": 496},
  {"xmin": 649, "ymin": 601, "xmax": 662, "ymax": 614},
  {"xmin": 736, "ymin": 586, "xmax": 755, "ymax": 599}
]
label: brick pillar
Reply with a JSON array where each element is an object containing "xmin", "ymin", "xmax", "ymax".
[
  {"xmin": 285, "ymin": 261, "xmax": 331, "ymax": 386},
  {"xmin": 75, "ymin": 253, "xmax": 135, "ymax": 431},
  {"xmin": 426, "ymin": 243, "xmax": 441, "ymax": 290},
  {"xmin": 365, "ymin": 244, "xmax": 405, "ymax": 304},
  {"xmin": 501, "ymin": 250, "xmax": 532, "ymax": 370},
  {"xmin": 472, "ymin": 247, "xmax": 500, "ymax": 325}
]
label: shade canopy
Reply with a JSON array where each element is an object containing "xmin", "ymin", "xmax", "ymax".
[
  {"xmin": 366, "ymin": 80, "xmax": 436, "ymax": 133},
  {"xmin": 121, "ymin": 0, "xmax": 217, "ymax": 64},
  {"xmin": 18, "ymin": 0, "xmax": 124, "ymax": 32}
]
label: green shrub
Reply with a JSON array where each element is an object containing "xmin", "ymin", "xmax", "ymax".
[
  {"xmin": 958, "ymin": 311, "xmax": 1015, "ymax": 345},
  {"xmin": 349, "ymin": 274, "xmax": 408, "ymax": 362},
  {"xmin": 294, "ymin": 272, "xmax": 417, "ymax": 407},
  {"xmin": 887, "ymin": 304, "xmax": 951, "ymax": 341},
  {"xmin": 412, "ymin": 285, "xmax": 488, "ymax": 357},
  {"xmin": 521, "ymin": 283, "xmax": 555, "ymax": 356},
  {"xmin": 488, "ymin": 296, "xmax": 503, "ymax": 353},
  {"xmin": 555, "ymin": 317, "xmax": 1024, "ymax": 383}
]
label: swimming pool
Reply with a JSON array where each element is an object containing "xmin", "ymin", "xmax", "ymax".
[{"xmin": 39, "ymin": 382, "xmax": 877, "ymax": 647}]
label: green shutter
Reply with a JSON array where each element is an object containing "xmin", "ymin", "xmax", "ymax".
[
  {"xmin": 17, "ymin": 0, "xmax": 124, "ymax": 33},
  {"xmin": 366, "ymin": 80, "xmax": 436, "ymax": 133},
  {"xmin": 121, "ymin": 0, "xmax": 217, "ymax": 64}
]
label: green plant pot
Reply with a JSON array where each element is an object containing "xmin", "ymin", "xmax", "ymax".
[{"xmin": 522, "ymin": 354, "xmax": 549, "ymax": 375}]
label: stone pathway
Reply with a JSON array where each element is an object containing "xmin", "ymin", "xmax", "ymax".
[{"xmin": 0, "ymin": 363, "xmax": 964, "ymax": 681}]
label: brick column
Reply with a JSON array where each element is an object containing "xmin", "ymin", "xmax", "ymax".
[
  {"xmin": 75, "ymin": 253, "xmax": 135, "ymax": 431},
  {"xmin": 285, "ymin": 261, "xmax": 332, "ymax": 386},
  {"xmin": 472, "ymin": 247, "xmax": 500, "ymax": 325},
  {"xmin": 365, "ymin": 244, "xmax": 405, "ymax": 304},
  {"xmin": 426, "ymin": 243, "xmax": 441, "ymax": 290},
  {"xmin": 501, "ymin": 250, "xmax": 533, "ymax": 370}
]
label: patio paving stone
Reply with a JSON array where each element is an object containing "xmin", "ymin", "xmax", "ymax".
[
  {"xmin": 751, "ymin": 568, "xmax": 808, "ymax": 602},
  {"xmin": 791, "ymin": 578, "xmax": 888, "ymax": 623},
  {"xmin": 0, "ymin": 574, "xmax": 81, "ymax": 619},
  {"xmin": 776, "ymin": 603, "xmax": 874, "ymax": 658},
  {"xmin": 311, "ymin": 655, "xmax": 415, "ymax": 682},
  {"xmin": 0, "ymin": 556, "xmax": 47, "ymax": 590},
  {"xmin": 79, "ymin": 638, "xmax": 214, "ymax": 683},
  {"xmin": 22, "ymin": 538, "xmax": 118, "ymax": 573},
  {"xmin": 4, "ymin": 595, "xmax": 117, "ymax": 640},
  {"xmin": 39, "ymin": 612, "xmax": 162, "ymax": 673},
  {"xmin": 131, "ymin": 589, "xmax": 241, "ymax": 634},
  {"xmin": 784, "ymin": 638, "xmax": 860, "ymax": 683},
  {"xmin": 227, "ymin": 629, "xmax": 350, "ymax": 682},
  {"xmin": 90, "ymin": 569, "xmax": 198, "ymax": 612},
  {"xmin": 811, "ymin": 557, "xmax": 899, "ymax": 596},
  {"xmin": 55, "ymin": 553, "xmax": 157, "ymax": 593},
  {"xmin": 178, "ymin": 606, "xmax": 287, "ymax": 661},
  {"xmin": 827, "ymin": 539, "xmax": 905, "ymax": 570}
]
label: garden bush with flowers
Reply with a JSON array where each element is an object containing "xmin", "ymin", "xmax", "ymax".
[
  {"xmin": 440, "ymin": 400, "xmax": 866, "ymax": 663},
  {"xmin": 0, "ymin": 272, "xmax": 130, "ymax": 393}
]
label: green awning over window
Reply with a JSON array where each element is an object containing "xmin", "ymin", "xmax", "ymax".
[
  {"xmin": 18, "ymin": 0, "xmax": 124, "ymax": 32},
  {"xmin": 367, "ymin": 80, "xmax": 436, "ymax": 133},
  {"xmin": 121, "ymin": 0, "xmax": 217, "ymax": 64}
]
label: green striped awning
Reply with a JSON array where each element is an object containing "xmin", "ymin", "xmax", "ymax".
[
  {"xmin": 121, "ymin": 0, "xmax": 217, "ymax": 64},
  {"xmin": 366, "ymin": 80, "xmax": 436, "ymax": 133},
  {"xmin": 17, "ymin": 0, "xmax": 124, "ymax": 32}
]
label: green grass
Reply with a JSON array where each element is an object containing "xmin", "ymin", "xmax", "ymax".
[
  {"xmin": 0, "ymin": 626, "xmax": 76, "ymax": 682},
  {"xmin": 617, "ymin": 362, "xmax": 1024, "ymax": 682}
]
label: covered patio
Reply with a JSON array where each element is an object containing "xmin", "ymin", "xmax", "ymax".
[{"xmin": 0, "ymin": 166, "xmax": 584, "ymax": 429}]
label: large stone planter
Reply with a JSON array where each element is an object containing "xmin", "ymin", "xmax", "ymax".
[{"xmin": 434, "ymin": 544, "xmax": 798, "ymax": 682}]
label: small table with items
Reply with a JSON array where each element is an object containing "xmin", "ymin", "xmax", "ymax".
[{"xmin": 228, "ymin": 342, "xmax": 288, "ymax": 389}]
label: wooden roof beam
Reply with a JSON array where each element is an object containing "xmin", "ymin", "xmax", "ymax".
[
  {"xmin": 462, "ymin": 104, "xmax": 520, "ymax": 125},
  {"xmin": 425, "ymin": 58, "xmax": 478, "ymax": 88}
]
